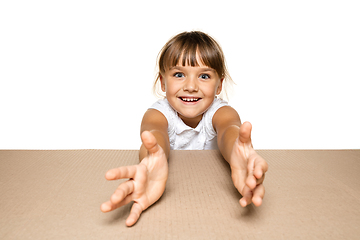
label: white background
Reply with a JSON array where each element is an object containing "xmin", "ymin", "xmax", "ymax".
[{"xmin": 1, "ymin": 0, "xmax": 359, "ymax": 149}]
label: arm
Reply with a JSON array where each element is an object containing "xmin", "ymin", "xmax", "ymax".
[
  {"xmin": 213, "ymin": 106, "xmax": 268, "ymax": 207},
  {"xmin": 139, "ymin": 109, "xmax": 170, "ymax": 161},
  {"xmin": 213, "ymin": 106, "xmax": 242, "ymax": 163},
  {"xmin": 101, "ymin": 109, "xmax": 170, "ymax": 227}
]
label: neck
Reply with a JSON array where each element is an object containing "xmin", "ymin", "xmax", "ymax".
[{"xmin": 179, "ymin": 114, "xmax": 203, "ymax": 128}]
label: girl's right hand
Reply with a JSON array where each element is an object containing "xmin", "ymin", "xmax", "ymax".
[{"xmin": 100, "ymin": 131, "xmax": 168, "ymax": 227}]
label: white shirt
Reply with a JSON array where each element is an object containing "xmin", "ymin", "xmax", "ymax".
[{"xmin": 149, "ymin": 98, "xmax": 229, "ymax": 150}]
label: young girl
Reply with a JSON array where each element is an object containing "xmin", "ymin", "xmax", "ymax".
[{"xmin": 101, "ymin": 31, "xmax": 268, "ymax": 227}]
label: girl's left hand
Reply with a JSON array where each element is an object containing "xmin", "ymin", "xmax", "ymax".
[{"xmin": 229, "ymin": 122, "xmax": 268, "ymax": 207}]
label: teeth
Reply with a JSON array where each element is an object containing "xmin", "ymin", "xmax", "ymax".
[{"xmin": 182, "ymin": 97, "xmax": 198, "ymax": 102}]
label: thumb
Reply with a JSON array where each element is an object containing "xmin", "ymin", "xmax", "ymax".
[
  {"xmin": 239, "ymin": 121, "xmax": 252, "ymax": 144},
  {"xmin": 141, "ymin": 131, "xmax": 160, "ymax": 154}
]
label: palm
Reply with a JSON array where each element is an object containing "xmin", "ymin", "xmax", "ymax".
[
  {"xmin": 130, "ymin": 148, "xmax": 168, "ymax": 211},
  {"xmin": 101, "ymin": 131, "xmax": 168, "ymax": 226},
  {"xmin": 229, "ymin": 122, "xmax": 268, "ymax": 207},
  {"xmin": 230, "ymin": 138, "xmax": 253, "ymax": 191}
]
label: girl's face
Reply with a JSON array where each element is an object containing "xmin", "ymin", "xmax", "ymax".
[{"xmin": 160, "ymin": 61, "xmax": 223, "ymax": 128}]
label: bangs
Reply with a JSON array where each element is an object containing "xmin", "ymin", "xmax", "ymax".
[
  {"xmin": 159, "ymin": 32, "xmax": 224, "ymax": 77},
  {"xmin": 165, "ymin": 44, "xmax": 204, "ymax": 69}
]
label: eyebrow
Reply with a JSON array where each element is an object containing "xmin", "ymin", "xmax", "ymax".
[{"xmin": 170, "ymin": 66, "xmax": 216, "ymax": 73}]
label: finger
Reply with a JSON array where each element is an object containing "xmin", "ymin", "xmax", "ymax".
[
  {"xmin": 111, "ymin": 180, "xmax": 135, "ymax": 204},
  {"xmin": 141, "ymin": 131, "xmax": 160, "ymax": 154},
  {"xmin": 252, "ymin": 184, "xmax": 265, "ymax": 207},
  {"xmin": 239, "ymin": 185, "xmax": 253, "ymax": 207},
  {"xmin": 100, "ymin": 195, "xmax": 133, "ymax": 213},
  {"xmin": 126, "ymin": 202, "xmax": 143, "ymax": 227},
  {"xmin": 105, "ymin": 165, "xmax": 137, "ymax": 180},
  {"xmin": 245, "ymin": 174, "xmax": 257, "ymax": 190},
  {"xmin": 246, "ymin": 168, "xmax": 265, "ymax": 190},
  {"xmin": 239, "ymin": 121, "xmax": 252, "ymax": 144},
  {"xmin": 246, "ymin": 153, "xmax": 268, "ymax": 187},
  {"xmin": 100, "ymin": 201, "xmax": 112, "ymax": 212},
  {"xmin": 245, "ymin": 154, "xmax": 256, "ymax": 189},
  {"xmin": 255, "ymin": 174, "xmax": 265, "ymax": 185},
  {"xmin": 254, "ymin": 159, "xmax": 268, "ymax": 179}
]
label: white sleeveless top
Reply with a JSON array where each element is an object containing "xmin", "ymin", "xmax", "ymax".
[{"xmin": 149, "ymin": 98, "xmax": 229, "ymax": 150}]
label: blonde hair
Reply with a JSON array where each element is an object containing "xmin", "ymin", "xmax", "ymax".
[{"xmin": 153, "ymin": 31, "xmax": 233, "ymax": 100}]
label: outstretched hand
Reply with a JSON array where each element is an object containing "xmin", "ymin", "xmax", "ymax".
[
  {"xmin": 229, "ymin": 122, "xmax": 268, "ymax": 207},
  {"xmin": 100, "ymin": 131, "xmax": 168, "ymax": 226}
]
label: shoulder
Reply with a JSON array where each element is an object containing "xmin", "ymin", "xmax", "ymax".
[
  {"xmin": 204, "ymin": 98, "xmax": 229, "ymax": 121},
  {"xmin": 212, "ymin": 105, "xmax": 241, "ymax": 133},
  {"xmin": 149, "ymin": 99, "xmax": 176, "ymax": 118},
  {"xmin": 210, "ymin": 97, "xmax": 229, "ymax": 110},
  {"xmin": 150, "ymin": 99, "xmax": 168, "ymax": 108},
  {"xmin": 141, "ymin": 99, "xmax": 172, "ymax": 132},
  {"xmin": 141, "ymin": 108, "xmax": 168, "ymax": 133}
]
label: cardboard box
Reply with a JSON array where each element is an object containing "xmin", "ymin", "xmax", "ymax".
[{"xmin": 1, "ymin": 150, "xmax": 359, "ymax": 239}]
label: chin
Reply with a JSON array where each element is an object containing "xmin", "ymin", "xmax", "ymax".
[{"xmin": 178, "ymin": 111, "xmax": 203, "ymax": 119}]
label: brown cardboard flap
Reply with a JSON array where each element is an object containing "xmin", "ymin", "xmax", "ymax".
[{"xmin": 1, "ymin": 150, "xmax": 360, "ymax": 239}]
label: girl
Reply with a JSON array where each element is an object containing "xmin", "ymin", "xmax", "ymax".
[{"xmin": 101, "ymin": 31, "xmax": 268, "ymax": 227}]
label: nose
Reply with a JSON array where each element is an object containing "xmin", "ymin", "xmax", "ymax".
[{"xmin": 183, "ymin": 76, "xmax": 198, "ymax": 92}]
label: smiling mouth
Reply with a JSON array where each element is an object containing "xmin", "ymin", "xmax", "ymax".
[{"xmin": 179, "ymin": 97, "xmax": 201, "ymax": 102}]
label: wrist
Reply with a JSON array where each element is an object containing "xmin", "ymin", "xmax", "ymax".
[{"xmin": 219, "ymin": 125, "xmax": 240, "ymax": 162}]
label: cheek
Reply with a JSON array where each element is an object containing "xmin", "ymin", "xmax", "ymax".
[
  {"xmin": 202, "ymin": 82, "xmax": 219, "ymax": 95},
  {"xmin": 165, "ymin": 81, "xmax": 181, "ymax": 94}
]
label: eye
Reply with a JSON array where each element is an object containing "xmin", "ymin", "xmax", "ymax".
[
  {"xmin": 174, "ymin": 72, "xmax": 184, "ymax": 78},
  {"xmin": 199, "ymin": 74, "xmax": 210, "ymax": 80}
]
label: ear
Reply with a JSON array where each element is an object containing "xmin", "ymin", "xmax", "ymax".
[
  {"xmin": 216, "ymin": 78, "xmax": 224, "ymax": 95},
  {"xmin": 159, "ymin": 75, "xmax": 166, "ymax": 92}
]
